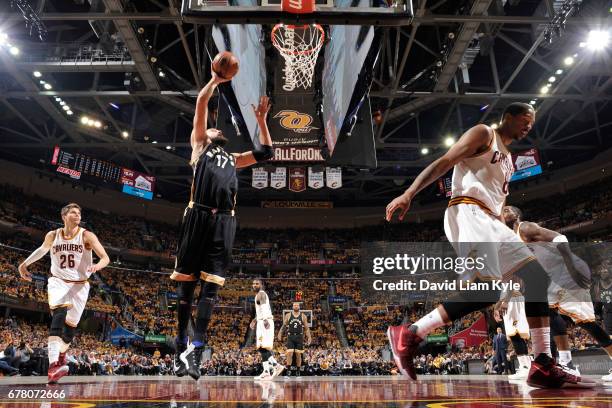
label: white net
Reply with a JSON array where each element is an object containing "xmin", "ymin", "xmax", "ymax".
[{"xmin": 272, "ymin": 24, "xmax": 325, "ymax": 91}]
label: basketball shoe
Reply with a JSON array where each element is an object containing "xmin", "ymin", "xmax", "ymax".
[
  {"xmin": 47, "ymin": 359, "xmax": 69, "ymax": 384},
  {"xmin": 179, "ymin": 341, "xmax": 202, "ymax": 381},
  {"xmin": 387, "ymin": 324, "xmax": 423, "ymax": 380},
  {"xmin": 526, "ymin": 353, "xmax": 595, "ymax": 389}
]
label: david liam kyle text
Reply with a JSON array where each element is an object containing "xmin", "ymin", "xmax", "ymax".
[{"xmin": 371, "ymin": 279, "xmax": 521, "ymax": 292}]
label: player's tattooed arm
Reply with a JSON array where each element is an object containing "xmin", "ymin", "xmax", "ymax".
[
  {"xmin": 18, "ymin": 230, "xmax": 55, "ymax": 281},
  {"xmin": 233, "ymin": 96, "xmax": 273, "ymax": 169},
  {"xmin": 84, "ymin": 231, "xmax": 110, "ymax": 274},
  {"xmin": 386, "ymin": 124, "xmax": 492, "ymax": 221},
  {"xmin": 277, "ymin": 313, "xmax": 290, "ymax": 341}
]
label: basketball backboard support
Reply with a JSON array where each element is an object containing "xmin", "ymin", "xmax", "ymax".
[
  {"xmin": 197, "ymin": 0, "xmax": 386, "ymax": 168},
  {"xmin": 182, "ymin": 0, "xmax": 413, "ymax": 26}
]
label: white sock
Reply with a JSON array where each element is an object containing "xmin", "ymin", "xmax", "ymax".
[
  {"xmin": 558, "ymin": 350, "xmax": 572, "ymax": 366},
  {"xmin": 48, "ymin": 339, "xmax": 60, "ymax": 365},
  {"xmin": 518, "ymin": 355, "xmax": 531, "ymax": 369},
  {"xmin": 414, "ymin": 309, "xmax": 445, "ymax": 338},
  {"xmin": 530, "ymin": 327, "xmax": 552, "ymax": 357},
  {"xmin": 59, "ymin": 339, "xmax": 70, "ymax": 353},
  {"xmin": 262, "ymin": 361, "xmax": 270, "ymax": 373}
]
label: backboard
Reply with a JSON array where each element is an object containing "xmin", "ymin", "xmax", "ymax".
[{"xmin": 182, "ymin": 0, "xmax": 413, "ymax": 26}]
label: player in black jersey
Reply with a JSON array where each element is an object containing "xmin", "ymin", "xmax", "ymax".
[
  {"xmin": 170, "ymin": 68, "xmax": 274, "ymax": 380},
  {"xmin": 278, "ymin": 302, "xmax": 311, "ymax": 376},
  {"xmin": 594, "ymin": 264, "xmax": 612, "ymax": 337}
]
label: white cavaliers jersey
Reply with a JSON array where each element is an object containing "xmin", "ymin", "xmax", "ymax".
[
  {"xmin": 450, "ymin": 129, "xmax": 514, "ymax": 216},
  {"xmin": 50, "ymin": 228, "xmax": 92, "ymax": 281},
  {"xmin": 255, "ymin": 290, "xmax": 273, "ymax": 320}
]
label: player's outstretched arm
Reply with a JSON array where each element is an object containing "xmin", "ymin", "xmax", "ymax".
[
  {"xmin": 84, "ymin": 231, "xmax": 110, "ymax": 274},
  {"xmin": 192, "ymin": 70, "xmax": 229, "ymax": 149},
  {"xmin": 18, "ymin": 231, "xmax": 55, "ymax": 281},
  {"xmin": 233, "ymin": 96, "xmax": 274, "ymax": 169},
  {"xmin": 385, "ymin": 124, "xmax": 492, "ymax": 222},
  {"xmin": 519, "ymin": 222, "xmax": 590, "ymax": 288}
]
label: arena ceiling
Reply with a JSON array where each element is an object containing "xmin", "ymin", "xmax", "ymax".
[{"xmin": 0, "ymin": 0, "xmax": 611, "ymax": 206}]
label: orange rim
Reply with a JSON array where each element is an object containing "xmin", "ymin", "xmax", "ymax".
[{"xmin": 271, "ymin": 24, "xmax": 325, "ymax": 56}]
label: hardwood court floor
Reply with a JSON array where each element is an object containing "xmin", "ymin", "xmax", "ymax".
[{"xmin": 0, "ymin": 375, "xmax": 611, "ymax": 407}]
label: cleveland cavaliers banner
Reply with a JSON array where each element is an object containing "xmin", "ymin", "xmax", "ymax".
[
  {"xmin": 308, "ymin": 167, "xmax": 324, "ymax": 189},
  {"xmin": 289, "ymin": 167, "xmax": 306, "ymax": 192},
  {"xmin": 252, "ymin": 167, "xmax": 268, "ymax": 190},
  {"xmin": 326, "ymin": 167, "xmax": 342, "ymax": 189},
  {"xmin": 271, "ymin": 167, "xmax": 287, "ymax": 190}
]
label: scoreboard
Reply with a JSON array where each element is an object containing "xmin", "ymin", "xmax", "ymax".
[
  {"xmin": 51, "ymin": 146, "xmax": 122, "ymax": 182},
  {"xmin": 51, "ymin": 146, "xmax": 156, "ymax": 200}
]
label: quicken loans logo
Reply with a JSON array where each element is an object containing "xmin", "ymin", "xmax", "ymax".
[{"xmin": 274, "ymin": 110, "xmax": 319, "ymax": 134}]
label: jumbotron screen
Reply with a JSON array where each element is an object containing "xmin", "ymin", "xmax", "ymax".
[{"xmin": 51, "ymin": 146, "xmax": 156, "ymax": 200}]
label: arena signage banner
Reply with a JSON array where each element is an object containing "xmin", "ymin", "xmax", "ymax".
[
  {"xmin": 268, "ymin": 93, "xmax": 322, "ymax": 146},
  {"xmin": 289, "ymin": 167, "xmax": 307, "ymax": 192},
  {"xmin": 326, "ymin": 167, "xmax": 342, "ymax": 189},
  {"xmin": 449, "ymin": 315, "xmax": 488, "ymax": 349},
  {"xmin": 252, "ymin": 167, "xmax": 269, "ymax": 189},
  {"xmin": 270, "ymin": 167, "xmax": 287, "ymax": 189},
  {"xmin": 510, "ymin": 148, "xmax": 542, "ymax": 182},
  {"xmin": 308, "ymin": 167, "xmax": 324, "ymax": 189},
  {"xmin": 270, "ymin": 146, "xmax": 324, "ymax": 162},
  {"xmin": 261, "ymin": 201, "xmax": 333, "ymax": 209}
]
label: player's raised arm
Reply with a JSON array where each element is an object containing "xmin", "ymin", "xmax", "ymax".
[
  {"xmin": 385, "ymin": 124, "xmax": 492, "ymax": 222},
  {"xmin": 191, "ymin": 70, "xmax": 229, "ymax": 149},
  {"xmin": 83, "ymin": 231, "xmax": 110, "ymax": 274},
  {"xmin": 18, "ymin": 230, "xmax": 55, "ymax": 282},
  {"xmin": 233, "ymin": 96, "xmax": 274, "ymax": 169}
]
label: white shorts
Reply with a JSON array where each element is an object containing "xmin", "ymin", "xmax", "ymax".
[
  {"xmin": 47, "ymin": 276, "xmax": 90, "ymax": 327},
  {"xmin": 444, "ymin": 204, "xmax": 536, "ymax": 281},
  {"xmin": 503, "ymin": 295, "xmax": 530, "ymax": 339},
  {"xmin": 256, "ymin": 319, "xmax": 274, "ymax": 350},
  {"xmin": 549, "ymin": 283, "xmax": 596, "ymax": 323}
]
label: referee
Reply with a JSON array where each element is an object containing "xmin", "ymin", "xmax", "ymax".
[
  {"xmin": 278, "ymin": 302, "xmax": 312, "ymax": 376},
  {"xmin": 170, "ymin": 68, "xmax": 274, "ymax": 381}
]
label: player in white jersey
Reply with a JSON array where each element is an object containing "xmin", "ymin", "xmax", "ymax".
[
  {"xmin": 385, "ymin": 102, "xmax": 593, "ymax": 389},
  {"xmin": 503, "ymin": 205, "xmax": 612, "ymax": 381},
  {"xmin": 18, "ymin": 203, "xmax": 109, "ymax": 384},
  {"xmin": 250, "ymin": 278, "xmax": 284, "ymax": 380}
]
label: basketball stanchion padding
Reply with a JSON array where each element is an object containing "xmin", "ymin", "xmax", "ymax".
[{"xmin": 281, "ymin": 0, "xmax": 316, "ymax": 14}]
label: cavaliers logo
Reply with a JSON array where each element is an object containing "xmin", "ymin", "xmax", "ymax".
[{"xmin": 274, "ymin": 110, "xmax": 318, "ymax": 134}]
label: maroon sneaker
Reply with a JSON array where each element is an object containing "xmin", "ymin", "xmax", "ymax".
[
  {"xmin": 58, "ymin": 352, "xmax": 66, "ymax": 365},
  {"xmin": 47, "ymin": 362, "xmax": 69, "ymax": 384},
  {"xmin": 387, "ymin": 324, "xmax": 423, "ymax": 380},
  {"xmin": 527, "ymin": 353, "xmax": 596, "ymax": 389}
]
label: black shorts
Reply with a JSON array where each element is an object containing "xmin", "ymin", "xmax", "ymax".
[
  {"xmin": 604, "ymin": 305, "xmax": 612, "ymax": 335},
  {"xmin": 174, "ymin": 205, "xmax": 236, "ymax": 285},
  {"xmin": 286, "ymin": 334, "xmax": 304, "ymax": 351}
]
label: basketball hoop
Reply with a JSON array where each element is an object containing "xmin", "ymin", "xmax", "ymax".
[{"xmin": 272, "ymin": 24, "xmax": 325, "ymax": 91}]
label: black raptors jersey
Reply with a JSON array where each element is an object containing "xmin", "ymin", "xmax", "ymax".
[
  {"xmin": 288, "ymin": 312, "xmax": 304, "ymax": 336},
  {"xmin": 191, "ymin": 144, "xmax": 238, "ymax": 210},
  {"xmin": 600, "ymin": 282, "xmax": 612, "ymax": 305}
]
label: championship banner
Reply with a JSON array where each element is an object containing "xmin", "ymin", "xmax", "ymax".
[
  {"xmin": 270, "ymin": 146, "xmax": 324, "ymax": 162},
  {"xmin": 270, "ymin": 167, "xmax": 287, "ymax": 190},
  {"xmin": 289, "ymin": 167, "xmax": 306, "ymax": 192},
  {"xmin": 326, "ymin": 167, "xmax": 342, "ymax": 189},
  {"xmin": 511, "ymin": 148, "xmax": 542, "ymax": 182},
  {"xmin": 308, "ymin": 167, "xmax": 324, "ymax": 189},
  {"xmin": 252, "ymin": 167, "xmax": 269, "ymax": 189},
  {"xmin": 261, "ymin": 201, "xmax": 333, "ymax": 209},
  {"xmin": 449, "ymin": 315, "xmax": 488, "ymax": 349}
]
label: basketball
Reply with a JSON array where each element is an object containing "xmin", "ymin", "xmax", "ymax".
[{"xmin": 212, "ymin": 51, "xmax": 239, "ymax": 80}]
